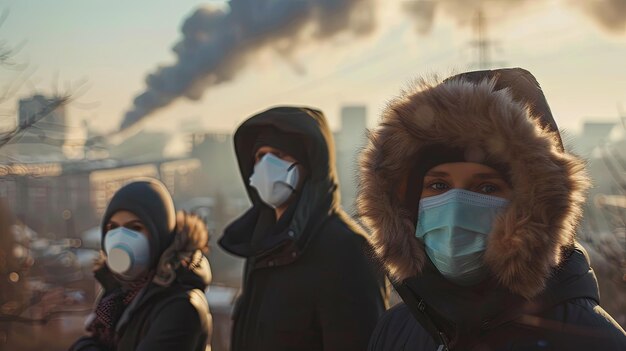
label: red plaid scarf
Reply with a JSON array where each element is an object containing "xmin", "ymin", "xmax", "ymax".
[{"xmin": 88, "ymin": 275, "xmax": 152, "ymax": 349}]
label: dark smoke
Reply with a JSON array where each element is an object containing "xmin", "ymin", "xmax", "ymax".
[
  {"xmin": 403, "ymin": 0, "xmax": 626, "ymax": 36},
  {"xmin": 402, "ymin": 0, "xmax": 436, "ymax": 34},
  {"xmin": 121, "ymin": 0, "xmax": 375, "ymax": 130},
  {"xmin": 568, "ymin": 0, "xmax": 626, "ymax": 35},
  {"xmin": 402, "ymin": 0, "xmax": 529, "ymax": 34}
]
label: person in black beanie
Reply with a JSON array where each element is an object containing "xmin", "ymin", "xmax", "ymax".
[
  {"xmin": 219, "ymin": 106, "xmax": 387, "ymax": 351},
  {"xmin": 69, "ymin": 178, "xmax": 212, "ymax": 351}
]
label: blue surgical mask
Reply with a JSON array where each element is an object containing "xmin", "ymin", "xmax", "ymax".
[{"xmin": 415, "ymin": 189, "xmax": 509, "ymax": 286}]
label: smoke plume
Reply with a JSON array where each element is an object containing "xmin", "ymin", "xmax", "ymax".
[
  {"xmin": 121, "ymin": 0, "xmax": 375, "ymax": 130},
  {"xmin": 403, "ymin": 0, "xmax": 626, "ymax": 36},
  {"xmin": 568, "ymin": 0, "xmax": 626, "ymax": 35},
  {"xmin": 402, "ymin": 0, "xmax": 529, "ymax": 34}
]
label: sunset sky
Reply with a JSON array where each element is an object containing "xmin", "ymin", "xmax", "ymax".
[{"xmin": 1, "ymin": 0, "xmax": 625, "ymax": 138}]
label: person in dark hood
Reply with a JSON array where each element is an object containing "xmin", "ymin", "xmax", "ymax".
[
  {"xmin": 219, "ymin": 106, "xmax": 387, "ymax": 351},
  {"xmin": 358, "ymin": 68, "xmax": 626, "ymax": 350},
  {"xmin": 69, "ymin": 179, "xmax": 212, "ymax": 351}
]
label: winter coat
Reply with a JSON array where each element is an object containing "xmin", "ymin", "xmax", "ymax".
[
  {"xmin": 219, "ymin": 106, "xmax": 387, "ymax": 351},
  {"xmin": 369, "ymin": 245, "xmax": 626, "ymax": 350},
  {"xmin": 69, "ymin": 215, "xmax": 212, "ymax": 351},
  {"xmin": 357, "ymin": 68, "xmax": 626, "ymax": 350}
]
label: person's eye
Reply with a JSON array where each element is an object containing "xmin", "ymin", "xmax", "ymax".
[
  {"xmin": 428, "ymin": 181, "xmax": 449, "ymax": 191},
  {"xmin": 128, "ymin": 224, "xmax": 145, "ymax": 232},
  {"xmin": 106, "ymin": 223, "xmax": 118, "ymax": 232},
  {"xmin": 478, "ymin": 183, "xmax": 499, "ymax": 194}
]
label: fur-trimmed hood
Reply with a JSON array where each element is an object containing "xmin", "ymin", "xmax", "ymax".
[
  {"xmin": 357, "ymin": 68, "xmax": 590, "ymax": 298},
  {"xmin": 152, "ymin": 211, "xmax": 211, "ymax": 288}
]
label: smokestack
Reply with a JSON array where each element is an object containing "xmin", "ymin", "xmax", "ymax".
[{"xmin": 120, "ymin": 0, "xmax": 375, "ymax": 131}]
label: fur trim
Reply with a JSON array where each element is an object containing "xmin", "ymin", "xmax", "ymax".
[
  {"xmin": 153, "ymin": 211, "xmax": 209, "ymax": 286},
  {"xmin": 357, "ymin": 77, "xmax": 590, "ymax": 299}
]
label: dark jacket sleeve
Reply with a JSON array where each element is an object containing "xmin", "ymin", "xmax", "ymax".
[
  {"xmin": 522, "ymin": 297, "xmax": 626, "ymax": 350},
  {"xmin": 368, "ymin": 303, "xmax": 438, "ymax": 351},
  {"xmin": 67, "ymin": 336, "xmax": 108, "ymax": 351},
  {"xmin": 315, "ymin": 233, "xmax": 386, "ymax": 351},
  {"xmin": 135, "ymin": 295, "xmax": 210, "ymax": 351}
]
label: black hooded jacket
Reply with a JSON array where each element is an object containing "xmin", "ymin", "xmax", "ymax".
[
  {"xmin": 70, "ymin": 238, "xmax": 211, "ymax": 351},
  {"xmin": 69, "ymin": 180, "xmax": 211, "ymax": 351},
  {"xmin": 357, "ymin": 68, "xmax": 626, "ymax": 350},
  {"xmin": 108, "ymin": 253, "xmax": 211, "ymax": 351},
  {"xmin": 369, "ymin": 245, "xmax": 626, "ymax": 350},
  {"xmin": 219, "ymin": 106, "xmax": 387, "ymax": 351}
]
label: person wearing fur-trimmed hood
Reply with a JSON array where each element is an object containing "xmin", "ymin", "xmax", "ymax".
[
  {"xmin": 69, "ymin": 179, "xmax": 212, "ymax": 351},
  {"xmin": 358, "ymin": 68, "xmax": 626, "ymax": 350}
]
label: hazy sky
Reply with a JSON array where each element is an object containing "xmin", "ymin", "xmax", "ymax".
[{"xmin": 1, "ymin": 0, "xmax": 625, "ymax": 138}]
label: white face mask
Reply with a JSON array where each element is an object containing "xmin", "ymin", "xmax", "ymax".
[
  {"xmin": 104, "ymin": 227, "xmax": 151, "ymax": 280},
  {"xmin": 249, "ymin": 153, "xmax": 300, "ymax": 209}
]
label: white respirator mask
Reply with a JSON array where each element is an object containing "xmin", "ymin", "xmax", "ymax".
[
  {"xmin": 249, "ymin": 153, "xmax": 300, "ymax": 209},
  {"xmin": 104, "ymin": 227, "xmax": 151, "ymax": 280}
]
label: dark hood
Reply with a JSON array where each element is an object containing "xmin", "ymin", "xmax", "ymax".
[
  {"xmin": 219, "ymin": 106, "xmax": 341, "ymax": 261},
  {"xmin": 233, "ymin": 106, "xmax": 339, "ymax": 204}
]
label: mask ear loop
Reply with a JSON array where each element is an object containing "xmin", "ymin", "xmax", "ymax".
[
  {"xmin": 287, "ymin": 162, "xmax": 299, "ymax": 171},
  {"xmin": 285, "ymin": 162, "xmax": 300, "ymax": 192}
]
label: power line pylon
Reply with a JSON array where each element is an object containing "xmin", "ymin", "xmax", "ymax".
[{"xmin": 469, "ymin": 7, "xmax": 505, "ymax": 69}]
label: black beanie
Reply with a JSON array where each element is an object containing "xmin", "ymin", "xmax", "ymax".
[
  {"xmin": 101, "ymin": 178, "xmax": 176, "ymax": 266},
  {"xmin": 252, "ymin": 127, "xmax": 309, "ymax": 170}
]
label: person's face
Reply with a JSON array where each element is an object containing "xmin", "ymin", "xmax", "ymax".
[
  {"xmin": 105, "ymin": 210, "xmax": 150, "ymax": 239},
  {"xmin": 254, "ymin": 145, "xmax": 297, "ymax": 164},
  {"xmin": 421, "ymin": 162, "xmax": 512, "ymax": 200},
  {"xmin": 254, "ymin": 145, "xmax": 306, "ymax": 186}
]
